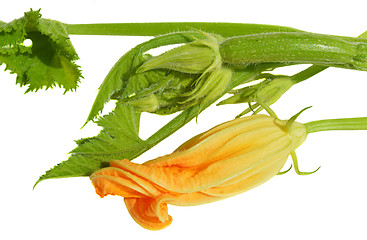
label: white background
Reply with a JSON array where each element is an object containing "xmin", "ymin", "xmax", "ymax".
[{"xmin": 1, "ymin": 0, "xmax": 367, "ymax": 239}]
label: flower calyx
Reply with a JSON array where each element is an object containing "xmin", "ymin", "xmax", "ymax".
[{"xmin": 137, "ymin": 31, "xmax": 222, "ymax": 74}]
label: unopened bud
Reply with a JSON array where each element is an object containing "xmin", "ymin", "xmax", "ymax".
[
  {"xmin": 137, "ymin": 32, "xmax": 221, "ymax": 74},
  {"xmin": 126, "ymin": 67, "xmax": 232, "ymax": 115},
  {"xmin": 218, "ymin": 76, "xmax": 294, "ymax": 106},
  {"xmin": 183, "ymin": 67, "xmax": 232, "ymax": 108}
]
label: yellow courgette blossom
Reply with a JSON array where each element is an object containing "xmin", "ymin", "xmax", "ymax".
[{"xmin": 90, "ymin": 114, "xmax": 307, "ymax": 230}]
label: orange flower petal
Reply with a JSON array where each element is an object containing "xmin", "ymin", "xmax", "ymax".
[{"xmin": 124, "ymin": 197, "xmax": 173, "ymax": 230}]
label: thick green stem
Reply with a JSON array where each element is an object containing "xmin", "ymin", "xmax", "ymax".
[
  {"xmin": 305, "ymin": 117, "xmax": 367, "ymax": 133},
  {"xmin": 65, "ymin": 22, "xmax": 301, "ymax": 37}
]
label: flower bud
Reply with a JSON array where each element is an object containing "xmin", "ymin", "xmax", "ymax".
[
  {"xmin": 182, "ymin": 66, "xmax": 232, "ymax": 108},
  {"xmin": 90, "ymin": 114, "xmax": 307, "ymax": 230},
  {"xmin": 137, "ymin": 32, "xmax": 221, "ymax": 74},
  {"xmin": 125, "ymin": 67, "xmax": 232, "ymax": 115},
  {"xmin": 219, "ymin": 76, "xmax": 294, "ymax": 106}
]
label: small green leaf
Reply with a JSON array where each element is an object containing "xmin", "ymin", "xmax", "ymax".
[
  {"xmin": 0, "ymin": 9, "xmax": 81, "ymax": 92},
  {"xmin": 35, "ymin": 102, "xmax": 146, "ymax": 187},
  {"xmin": 84, "ymin": 49, "xmax": 140, "ymax": 125}
]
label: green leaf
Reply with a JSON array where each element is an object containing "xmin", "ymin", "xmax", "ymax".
[
  {"xmin": 84, "ymin": 49, "xmax": 145, "ymax": 125},
  {"xmin": 35, "ymin": 102, "xmax": 146, "ymax": 187},
  {"xmin": 0, "ymin": 9, "xmax": 81, "ymax": 92}
]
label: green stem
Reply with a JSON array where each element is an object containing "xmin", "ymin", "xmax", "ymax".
[
  {"xmin": 65, "ymin": 22, "xmax": 301, "ymax": 37},
  {"xmin": 305, "ymin": 117, "xmax": 367, "ymax": 133},
  {"xmin": 65, "ymin": 22, "xmax": 367, "ymax": 46}
]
